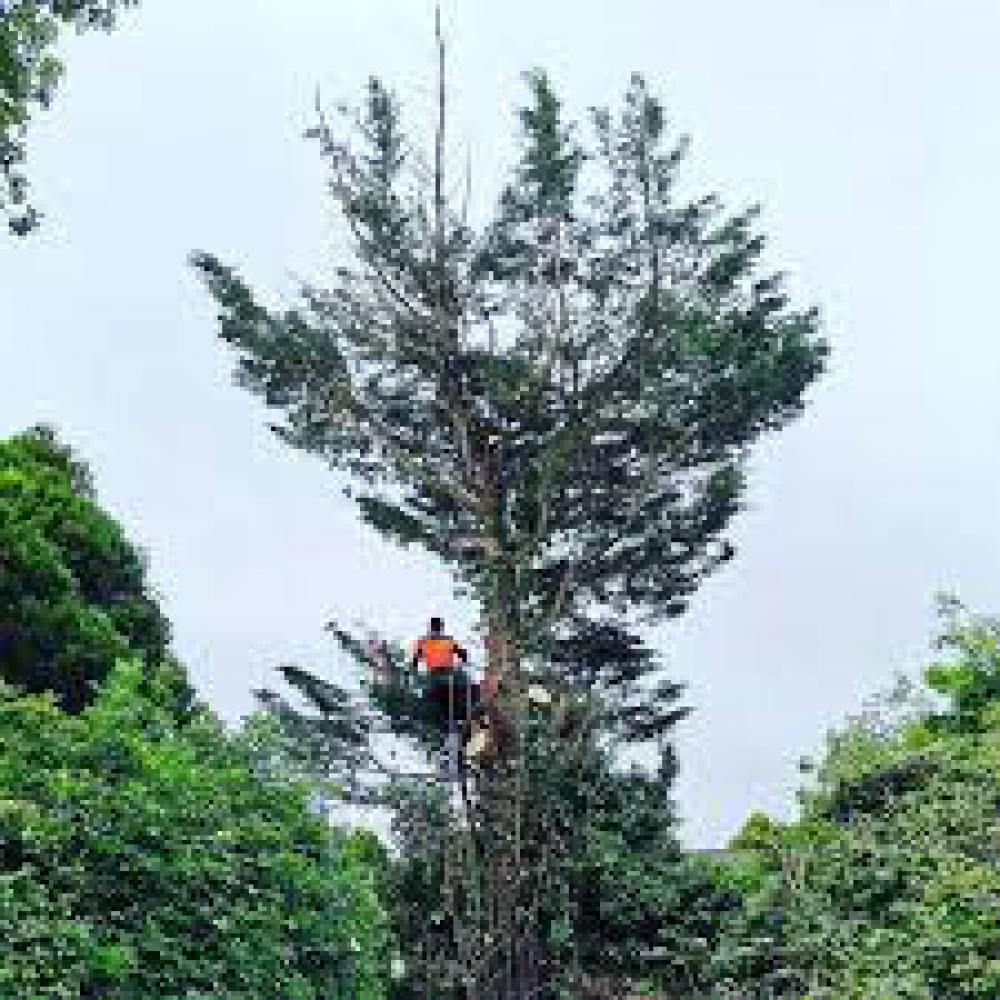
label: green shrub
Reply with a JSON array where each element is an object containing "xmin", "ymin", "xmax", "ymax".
[
  {"xmin": 0, "ymin": 661, "xmax": 390, "ymax": 999},
  {"xmin": 710, "ymin": 598, "xmax": 1000, "ymax": 999}
]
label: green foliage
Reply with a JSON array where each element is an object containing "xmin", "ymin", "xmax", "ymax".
[
  {"xmin": 0, "ymin": 660, "xmax": 391, "ymax": 999},
  {"xmin": 1, "ymin": 1, "xmax": 138, "ymax": 234},
  {"xmin": 728, "ymin": 811, "xmax": 786, "ymax": 855},
  {"xmin": 0, "ymin": 425, "xmax": 190, "ymax": 714},
  {"xmin": 707, "ymin": 597, "xmax": 1000, "ymax": 1000},
  {"xmin": 192, "ymin": 66, "xmax": 827, "ymax": 657},
  {"xmin": 923, "ymin": 593, "xmax": 1000, "ymax": 732},
  {"xmin": 565, "ymin": 753, "xmax": 741, "ymax": 998},
  {"xmin": 257, "ymin": 613, "xmax": 709, "ymax": 996}
]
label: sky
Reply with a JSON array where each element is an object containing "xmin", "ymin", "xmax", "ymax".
[{"xmin": 2, "ymin": 0, "xmax": 998, "ymax": 847}]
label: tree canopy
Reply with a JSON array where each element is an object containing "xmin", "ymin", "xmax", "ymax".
[
  {"xmin": 0, "ymin": 425, "xmax": 392, "ymax": 997},
  {"xmin": 193, "ymin": 63, "xmax": 828, "ymax": 687},
  {"xmin": 0, "ymin": 424, "xmax": 191, "ymax": 714},
  {"xmin": 706, "ymin": 597, "xmax": 1000, "ymax": 1000}
]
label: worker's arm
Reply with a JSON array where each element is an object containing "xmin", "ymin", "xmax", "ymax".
[
  {"xmin": 410, "ymin": 640, "xmax": 422, "ymax": 672},
  {"xmin": 454, "ymin": 642, "xmax": 468, "ymax": 665}
]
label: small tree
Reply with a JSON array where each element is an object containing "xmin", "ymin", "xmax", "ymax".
[{"xmin": 193, "ymin": 12, "xmax": 827, "ymax": 996}]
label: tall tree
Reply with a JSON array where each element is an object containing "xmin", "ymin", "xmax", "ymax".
[
  {"xmin": 1, "ymin": 0, "xmax": 137, "ymax": 234},
  {"xmin": 193, "ymin": 15, "xmax": 827, "ymax": 996}
]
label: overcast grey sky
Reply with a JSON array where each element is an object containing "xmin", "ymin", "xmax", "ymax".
[{"xmin": 2, "ymin": 0, "xmax": 998, "ymax": 846}]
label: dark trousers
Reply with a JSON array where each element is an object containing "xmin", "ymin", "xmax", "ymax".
[{"xmin": 424, "ymin": 671, "xmax": 482, "ymax": 730}]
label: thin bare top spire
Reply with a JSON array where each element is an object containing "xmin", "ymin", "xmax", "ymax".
[
  {"xmin": 434, "ymin": 3, "xmax": 445, "ymax": 227},
  {"xmin": 434, "ymin": 2, "xmax": 446, "ymax": 330}
]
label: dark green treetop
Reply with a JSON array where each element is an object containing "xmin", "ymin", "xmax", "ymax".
[
  {"xmin": 0, "ymin": 424, "xmax": 190, "ymax": 714},
  {"xmin": 193, "ymin": 63, "xmax": 827, "ymax": 688}
]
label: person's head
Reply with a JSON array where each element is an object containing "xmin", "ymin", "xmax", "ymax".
[{"xmin": 429, "ymin": 616, "xmax": 444, "ymax": 635}]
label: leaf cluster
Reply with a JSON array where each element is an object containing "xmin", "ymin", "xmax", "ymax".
[
  {"xmin": 0, "ymin": 660, "xmax": 392, "ymax": 999},
  {"xmin": 1, "ymin": 1, "xmax": 139, "ymax": 234}
]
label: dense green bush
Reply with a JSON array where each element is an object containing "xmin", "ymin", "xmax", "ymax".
[
  {"xmin": 708, "ymin": 597, "xmax": 1000, "ymax": 1000},
  {"xmin": 0, "ymin": 660, "xmax": 391, "ymax": 999}
]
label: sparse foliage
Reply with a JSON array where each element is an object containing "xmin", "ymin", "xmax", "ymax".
[{"xmin": 1, "ymin": 0, "xmax": 138, "ymax": 234}]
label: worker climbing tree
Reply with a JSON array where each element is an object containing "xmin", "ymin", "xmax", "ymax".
[
  {"xmin": 193, "ymin": 6, "xmax": 828, "ymax": 996},
  {"xmin": 409, "ymin": 616, "xmax": 475, "ymax": 777}
]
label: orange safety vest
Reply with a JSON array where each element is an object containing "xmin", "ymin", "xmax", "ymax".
[{"xmin": 414, "ymin": 635, "xmax": 461, "ymax": 673}]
